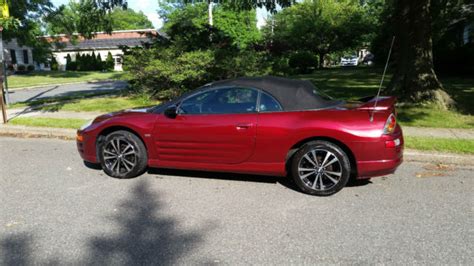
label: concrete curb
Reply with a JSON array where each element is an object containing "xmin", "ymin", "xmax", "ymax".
[
  {"xmin": 0, "ymin": 125, "xmax": 76, "ymax": 140},
  {"xmin": 404, "ymin": 149, "xmax": 474, "ymax": 166},
  {"xmin": 8, "ymin": 79, "xmax": 125, "ymax": 91},
  {"xmin": 1, "ymin": 124, "xmax": 473, "ymax": 166}
]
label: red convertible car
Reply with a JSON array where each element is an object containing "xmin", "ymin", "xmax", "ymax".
[{"xmin": 77, "ymin": 77, "xmax": 403, "ymax": 196}]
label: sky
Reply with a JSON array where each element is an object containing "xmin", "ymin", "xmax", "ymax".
[{"xmin": 50, "ymin": 0, "xmax": 269, "ymax": 29}]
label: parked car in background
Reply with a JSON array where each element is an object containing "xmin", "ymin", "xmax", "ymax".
[
  {"xmin": 77, "ymin": 77, "xmax": 403, "ymax": 196},
  {"xmin": 340, "ymin": 55, "xmax": 359, "ymax": 66}
]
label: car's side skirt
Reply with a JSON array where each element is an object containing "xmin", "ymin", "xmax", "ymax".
[{"xmin": 148, "ymin": 159, "xmax": 287, "ymax": 177}]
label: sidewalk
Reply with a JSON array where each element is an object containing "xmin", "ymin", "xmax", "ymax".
[
  {"xmin": 403, "ymin": 126, "xmax": 474, "ymax": 139},
  {"xmin": 6, "ymin": 108, "xmax": 103, "ymax": 121}
]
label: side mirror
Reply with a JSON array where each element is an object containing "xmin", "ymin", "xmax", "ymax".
[{"xmin": 164, "ymin": 106, "xmax": 178, "ymax": 119}]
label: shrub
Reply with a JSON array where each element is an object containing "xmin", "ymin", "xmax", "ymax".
[
  {"xmin": 212, "ymin": 48, "xmax": 271, "ymax": 79},
  {"xmin": 51, "ymin": 57, "xmax": 58, "ymax": 71},
  {"xmin": 65, "ymin": 54, "xmax": 72, "ymax": 70},
  {"xmin": 124, "ymin": 48, "xmax": 214, "ymax": 98},
  {"xmin": 7, "ymin": 64, "xmax": 14, "ymax": 71},
  {"xmin": 105, "ymin": 52, "xmax": 114, "ymax": 71},
  {"xmin": 288, "ymin": 51, "xmax": 318, "ymax": 74},
  {"xmin": 97, "ymin": 53, "xmax": 104, "ymax": 71},
  {"xmin": 27, "ymin": 65, "xmax": 35, "ymax": 71},
  {"xmin": 68, "ymin": 62, "xmax": 78, "ymax": 71},
  {"xmin": 17, "ymin": 65, "xmax": 26, "ymax": 71}
]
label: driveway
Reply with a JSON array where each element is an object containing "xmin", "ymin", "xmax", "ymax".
[
  {"xmin": 7, "ymin": 81, "xmax": 128, "ymax": 104},
  {"xmin": 1, "ymin": 137, "xmax": 472, "ymax": 264}
]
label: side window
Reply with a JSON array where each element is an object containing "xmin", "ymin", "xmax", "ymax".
[
  {"xmin": 23, "ymin": 50, "xmax": 29, "ymax": 64},
  {"xmin": 10, "ymin": 50, "xmax": 17, "ymax": 64},
  {"xmin": 259, "ymin": 92, "xmax": 283, "ymax": 112},
  {"xmin": 179, "ymin": 87, "xmax": 258, "ymax": 114},
  {"xmin": 179, "ymin": 90, "xmax": 217, "ymax": 114}
]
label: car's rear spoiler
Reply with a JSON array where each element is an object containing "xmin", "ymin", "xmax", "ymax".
[{"xmin": 355, "ymin": 96, "xmax": 397, "ymax": 111}]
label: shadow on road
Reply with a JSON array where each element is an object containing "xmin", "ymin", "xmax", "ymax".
[
  {"xmin": 83, "ymin": 179, "xmax": 211, "ymax": 265},
  {"xmin": 0, "ymin": 179, "xmax": 210, "ymax": 265},
  {"xmin": 0, "ymin": 233, "xmax": 33, "ymax": 266},
  {"xmin": 149, "ymin": 167, "xmax": 302, "ymax": 191}
]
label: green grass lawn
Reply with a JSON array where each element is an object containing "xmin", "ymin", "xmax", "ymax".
[
  {"xmin": 297, "ymin": 68, "xmax": 474, "ymax": 129},
  {"xmin": 11, "ymin": 93, "xmax": 160, "ymax": 113},
  {"xmin": 9, "ymin": 117, "xmax": 88, "ymax": 129},
  {"xmin": 404, "ymin": 136, "xmax": 474, "ymax": 154},
  {"xmin": 8, "ymin": 71, "xmax": 127, "ymax": 89}
]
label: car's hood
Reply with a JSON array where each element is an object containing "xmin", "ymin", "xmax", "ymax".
[{"xmin": 93, "ymin": 107, "xmax": 152, "ymax": 123}]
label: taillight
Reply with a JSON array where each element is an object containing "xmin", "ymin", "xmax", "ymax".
[{"xmin": 383, "ymin": 113, "xmax": 397, "ymax": 134}]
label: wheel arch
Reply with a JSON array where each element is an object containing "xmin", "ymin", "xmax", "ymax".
[
  {"xmin": 95, "ymin": 126, "xmax": 148, "ymax": 161},
  {"xmin": 285, "ymin": 136, "xmax": 358, "ymax": 177}
]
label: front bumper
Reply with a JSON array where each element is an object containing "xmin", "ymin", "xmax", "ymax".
[{"xmin": 77, "ymin": 130, "xmax": 99, "ymax": 163}]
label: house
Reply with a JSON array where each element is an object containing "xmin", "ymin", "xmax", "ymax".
[
  {"xmin": 3, "ymin": 38, "xmax": 35, "ymax": 71},
  {"xmin": 41, "ymin": 29, "xmax": 158, "ymax": 71},
  {"xmin": 2, "ymin": 29, "xmax": 157, "ymax": 72}
]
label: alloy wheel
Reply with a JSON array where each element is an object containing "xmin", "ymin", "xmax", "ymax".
[
  {"xmin": 102, "ymin": 137, "xmax": 137, "ymax": 175},
  {"xmin": 297, "ymin": 149, "xmax": 342, "ymax": 191}
]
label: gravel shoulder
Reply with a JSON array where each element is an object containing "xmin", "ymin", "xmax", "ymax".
[{"xmin": 1, "ymin": 137, "xmax": 472, "ymax": 264}]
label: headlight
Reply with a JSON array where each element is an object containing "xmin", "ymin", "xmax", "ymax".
[{"xmin": 79, "ymin": 119, "xmax": 93, "ymax": 130}]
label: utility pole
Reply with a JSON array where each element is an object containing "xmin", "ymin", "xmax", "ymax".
[{"xmin": 0, "ymin": 27, "xmax": 7, "ymax": 123}]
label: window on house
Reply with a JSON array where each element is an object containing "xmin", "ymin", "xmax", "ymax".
[
  {"xmin": 115, "ymin": 57, "xmax": 122, "ymax": 64},
  {"xmin": 23, "ymin": 50, "xmax": 29, "ymax": 64},
  {"xmin": 10, "ymin": 50, "xmax": 17, "ymax": 64}
]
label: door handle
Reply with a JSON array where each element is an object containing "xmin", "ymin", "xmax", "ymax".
[{"xmin": 236, "ymin": 123, "xmax": 253, "ymax": 130}]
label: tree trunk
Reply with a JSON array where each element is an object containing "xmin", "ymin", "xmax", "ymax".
[
  {"xmin": 385, "ymin": 0, "xmax": 453, "ymax": 108},
  {"xmin": 318, "ymin": 53, "xmax": 324, "ymax": 69}
]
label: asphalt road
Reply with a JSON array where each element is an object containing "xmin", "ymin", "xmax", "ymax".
[
  {"xmin": 7, "ymin": 81, "xmax": 128, "ymax": 104},
  {"xmin": 1, "ymin": 137, "xmax": 473, "ymax": 265}
]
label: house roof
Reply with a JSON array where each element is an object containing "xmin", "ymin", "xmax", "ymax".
[
  {"xmin": 43, "ymin": 29, "xmax": 158, "ymax": 51},
  {"xmin": 56, "ymin": 37, "xmax": 152, "ymax": 51}
]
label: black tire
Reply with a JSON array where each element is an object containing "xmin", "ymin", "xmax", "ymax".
[
  {"xmin": 291, "ymin": 140, "xmax": 351, "ymax": 196},
  {"xmin": 98, "ymin": 130, "xmax": 148, "ymax": 179}
]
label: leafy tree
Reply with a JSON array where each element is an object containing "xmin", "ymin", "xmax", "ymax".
[
  {"xmin": 46, "ymin": 0, "xmax": 127, "ymax": 39},
  {"xmin": 268, "ymin": 0, "xmax": 371, "ymax": 68},
  {"xmin": 163, "ymin": 3, "xmax": 261, "ymax": 50},
  {"xmin": 109, "ymin": 8, "xmax": 153, "ymax": 30},
  {"xmin": 46, "ymin": 4, "xmax": 153, "ymax": 35},
  {"xmin": 124, "ymin": 3, "xmax": 270, "ymax": 97}
]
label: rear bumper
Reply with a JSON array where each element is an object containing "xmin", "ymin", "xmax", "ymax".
[
  {"xmin": 353, "ymin": 126, "xmax": 404, "ymax": 179},
  {"xmin": 356, "ymin": 154, "xmax": 403, "ymax": 179}
]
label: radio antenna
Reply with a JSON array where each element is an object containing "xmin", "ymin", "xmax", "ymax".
[{"xmin": 370, "ymin": 36, "xmax": 395, "ymax": 122}]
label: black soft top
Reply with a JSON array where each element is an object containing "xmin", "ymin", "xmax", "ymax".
[{"xmin": 207, "ymin": 76, "xmax": 341, "ymax": 111}]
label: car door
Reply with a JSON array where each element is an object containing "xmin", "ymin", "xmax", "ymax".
[{"xmin": 153, "ymin": 87, "xmax": 258, "ymax": 164}]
